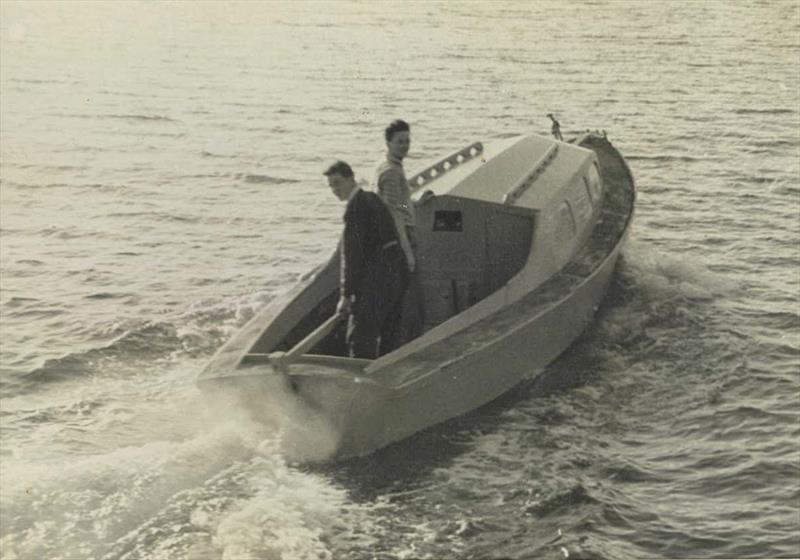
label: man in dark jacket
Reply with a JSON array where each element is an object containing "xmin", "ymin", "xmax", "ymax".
[{"xmin": 323, "ymin": 160, "xmax": 410, "ymax": 359}]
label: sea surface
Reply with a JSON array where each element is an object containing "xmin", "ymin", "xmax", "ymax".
[{"xmin": 1, "ymin": 1, "xmax": 798, "ymax": 559}]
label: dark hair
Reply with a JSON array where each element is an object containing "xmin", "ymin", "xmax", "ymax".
[
  {"xmin": 384, "ymin": 119, "xmax": 410, "ymax": 142},
  {"xmin": 322, "ymin": 160, "xmax": 354, "ymax": 178}
]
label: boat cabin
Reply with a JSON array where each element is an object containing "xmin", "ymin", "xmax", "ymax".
[{"xmin": 414, "ymin": 194, "xmax": 534, "ymax": 332}]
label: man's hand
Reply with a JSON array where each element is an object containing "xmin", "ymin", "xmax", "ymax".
[{"xmin": 336, "ymin": 295, "xmax": 353, "ymax": 317}]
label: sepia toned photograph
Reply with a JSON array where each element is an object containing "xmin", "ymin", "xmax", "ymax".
[{"xmin": 1, "ymin": 1, "xmax": 798, "ymax": 558}]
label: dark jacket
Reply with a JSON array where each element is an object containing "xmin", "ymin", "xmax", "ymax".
[{"xmin": 341, "ymin": 189, "xmax": 408, "ymax": 299}]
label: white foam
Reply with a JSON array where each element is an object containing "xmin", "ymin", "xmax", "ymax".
[
  {"xmin": 212, "ymin": 455, "xmax": 342, "ymax": 560},
  {"xmin": 626, "ymin": 240, "xmax": 739, "ymax": 300},
  {"xmin": 0, "ymin": 378, "xmax": 351, "ymax": 560}
]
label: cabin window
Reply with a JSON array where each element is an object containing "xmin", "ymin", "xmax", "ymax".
[
  {"xmin": 583, "ymin": 178, "xmax": 596, "ymax": 204},
  {"xmin": 573, "ymin": 185, "xmax": 592, "ymax": 224},
  {"xmin": 584, "ymin": 162, "xmax": 602, "ymax": 202},
  {"xmin": 556, "ymin": 201, "xmax": 576, "ymax": 239},
  {"xmin": 433, "ymin": 210, "xmax": 463, "ymax": 232}
]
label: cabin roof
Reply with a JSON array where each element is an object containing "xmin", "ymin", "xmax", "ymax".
[{"xmin": 411, "ymin": 134, "xmax": 594, "ymax": 209}]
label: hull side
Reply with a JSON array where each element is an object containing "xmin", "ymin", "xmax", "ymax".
[
  {"xmin": 328, "ymin": 133, "xmax": 635, "ymax": 457},
  {"xmin": 334, "ymin": 227, "xmax": 623, "ymax": 458}
]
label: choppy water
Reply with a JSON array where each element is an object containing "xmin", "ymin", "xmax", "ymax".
[{"xmin": 1, "ymin": 1, "xmax": 798, "ymax": 559}]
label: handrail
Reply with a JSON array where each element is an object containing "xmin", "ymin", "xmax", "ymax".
[
  {"xmin": 407, "ymin": 141, "xmax": 484, "ymax": 192},
  {"xmin": 502, "ymin": 143, "xmax": 559, "ymax": 205}
]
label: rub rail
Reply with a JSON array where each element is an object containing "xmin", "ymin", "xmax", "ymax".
[
  {"xmin": 408, "ymin": 141, "xmax": 484, "ymax": 192},
  {"xmin": 502, "ymin": 144, "xmax": 559, "ymax": 205}
]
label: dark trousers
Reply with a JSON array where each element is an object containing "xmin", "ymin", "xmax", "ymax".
[{"xmin": 347, "ymin": 253, "xmax": 409, "ymax": 359}]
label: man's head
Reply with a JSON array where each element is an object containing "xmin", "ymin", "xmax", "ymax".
[
  {"xmin": 323, "ymin": 160, "xmax": 357, "ymax": 201},
  {"xmin": 384, "ymin": 119, "xmax": 410, "ymax": 161}
]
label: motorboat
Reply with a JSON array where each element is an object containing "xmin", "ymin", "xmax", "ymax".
[{"xmin": 198, "ymin": 130, "xmax": 636, "ymax": 459}]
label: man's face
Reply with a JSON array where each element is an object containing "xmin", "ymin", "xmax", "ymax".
[
  {"xmin": 327, "ymin": 173, "xmax": 353, "ymax": 201},
  {"xmin": 387, "ymin": 130, "xmax": 410, "ymax": 161}
]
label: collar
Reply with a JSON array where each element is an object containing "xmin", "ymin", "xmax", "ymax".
[
  {"xmin": 387, "ymin": 152, "xmax": 404, "ymax": 166},
  {"xmin": 346, "ymin": 186, "xmax": 361, "ymax": 204}
]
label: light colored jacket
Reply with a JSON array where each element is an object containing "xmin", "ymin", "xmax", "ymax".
[{"xmin": 374, "ymin": 156, "xmax": 416, "ymax": 271}]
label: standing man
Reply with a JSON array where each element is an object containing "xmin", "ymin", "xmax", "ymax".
[
  {"xmin": 374, "ymin": 119, "xmax": 423, "ymax": 343},
  {"xmin": 324, "ymin": 160, "xmax": 410, "ymax": 359},
  {"xmin": 375, "ymin": 119, "xmax": 416, "ymax": 273}
]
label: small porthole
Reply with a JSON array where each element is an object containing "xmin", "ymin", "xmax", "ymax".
[
  {"xmin": 583, "ymin": 177, "xmax": 596, "ymax": 204},
  {"xmin": 433, "ymin": 211, "xmax": 463, "ymax": 232},
  {"xmin": 557, "ymin": 202, "xmax": 576, "ymax": 239},
  {"xmin": 585, "ymin": 162, "xmax": 602, "ymax": 201}
]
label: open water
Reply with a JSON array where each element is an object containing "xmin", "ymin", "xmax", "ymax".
[{"xmin": 1, "ymin": 1, "xmax": 798, "ymax": 559}]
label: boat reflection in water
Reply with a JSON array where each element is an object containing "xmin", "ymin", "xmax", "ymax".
[{"xmin": 198, "ymin": 130, "xmax": 636, "ymax": 460}]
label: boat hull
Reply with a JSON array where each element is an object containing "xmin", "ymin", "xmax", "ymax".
[{"xmin": 330, "ymin": 240, "xmax": 622, "ymax": 457}]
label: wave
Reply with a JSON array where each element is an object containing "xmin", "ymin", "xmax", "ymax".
[
  {"xmin": 760, "ymin": 310, "xmax": 800, "ymax": 330},
  {"xmin": 769, "ymin": 182, "xmax": 800, "ymax": 196},
  {"xmin": 2, "ymin": 304, "xmax": 67, "ymax": 320},
  {"xmin": 1, "ymin": 182, "xmax": 130, "ymax": 193},
  {"xmin": 5, "ymin": 180, "xmax": 109, "ymax": 190},
  {"xmin": 34, "ymin": 226, "xmax": 76, "ymax": 238},
  {"xmin": 21, "ymin": 321, "xmax": 184, "ymax": 386},
  {"xmin": 83, "ymin": 292, "xmax": 125, "ymax": 300},
  {"xmin": 179, "ymin": 172, "xmax": 231, "ymax": 180},
  {"xmin": 736, "ymin": 173, "xmax": 790, "ymax": 185},
  {"xmin": 100, "ymin": 210, "xmax": 201, "ymax": 223},
  {"xmin": 103, "ymin": 114, "xmax": 179, "ymax": 122},
  {"xmin": 237, "ymin": 173, "xmax": 300, "ymax": 185},
  {"xmin": 603, "ymin": 461, "xmax": 666, "ymax": 484},
  {"xmin": 12, "ymin": 78, "xmax": 63, "ymax": 84},
  {"xmin": 49, "ymin": 112, "xmax": 179, "ymax": 122},
  {"xmin": 200, "ymin": 150, "xmax": 235, "ymax": 159},
  {"xmin": 626, "ymin": 153, "xmax": 709, "ymax": 162},
  {"xmin": 749, "ymin": 139, "xmax": 798, "ymax": 148},
  {"xmin": 2, "ymin": 296, "xmax": 41, "ymax": 307},
  {"xmin": 0, "ymin": 396, "xmax": 105, "ymax": 425},
  {"xmin": 442, "ymin": 52, "xmax": 483, "ymax": 60},
  {"xmin": 14, "ymin": 291, "xmax": 272, "ymax": 393},
  {"xmin": 584, "ymin": 244, "xmax": 741, "ymax": 362},
  {"xmin": 1, "ymin": 417, "xmax": 348, "ymax": 560},
  {"xmin": 4, "ymin": 164, "xmax": 89, "ymax": 173},
  {"xmin": 524, "ymin": 484, "xmax": 597, "ymax": 517},
  {"xmin": 734, "ymin": 108, "xmax": 796, "ymax": 115}
]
